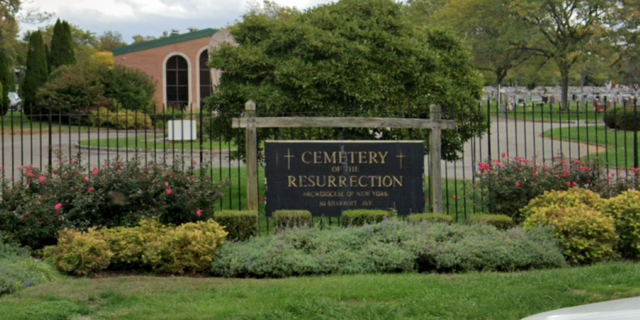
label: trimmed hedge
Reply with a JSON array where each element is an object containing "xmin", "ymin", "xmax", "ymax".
[
  {"xmin": 273, "ymin": 210, "xmax": 313, "ymax": 230},
  {"xmin": 215, "ymin": 211, "xmax": 258, "ymax": 241},
  {"xmin": 524, "ymin": 205, "xmax": 617, "ymax": 265},
  {"xmin": 602, "ymin": 190, "xmax": 640, "ymax": 259},
  {"xmin": 604, "ymin": 107, "xmax": 640, "ymax": 131},
  {"xmin": 469, "ymin": 214, "xmax": 515, "ymax": 230},
  {"xmin": 521, "ymin": 188, "xmax": 603, "ymax": 219},
  {"xmin": 341, "ymin": 210, "xmax": 393, "ymax": 227},
  {"xmin": 406, "ymin": 213, "xmax": 453, "ymax": 224},
  {"xmin": 211, "ymin": 220, "xmax": 567, "ymax": 278},
  {"xmin": 43, "ymin": 219, "xmax": 227, "ymax": 275}
]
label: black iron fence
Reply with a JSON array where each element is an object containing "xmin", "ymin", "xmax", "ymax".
[{"xmin": 1, "ymin": 97, "xmax": 639, "ymax": 232}]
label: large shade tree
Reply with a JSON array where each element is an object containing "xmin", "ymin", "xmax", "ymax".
[
  {"xmin": 0, "ymin": 51, "xmax": 12, "ymax": 115},
  {"xmin": 207, "ymin": 0, "xmax": 487, "ymax": 161},
  {"xmin": 509, "ymin": 0, "xmax": 615, "ymax": 110}
]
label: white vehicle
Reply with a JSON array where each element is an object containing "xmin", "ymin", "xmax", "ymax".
[
  {"xmin": 8, "ymin": 92, "xmax": 21, "ymax": 112},
  {"xmin": 522, "ymin": 297, "xmax": 640, "ymax": 320}
]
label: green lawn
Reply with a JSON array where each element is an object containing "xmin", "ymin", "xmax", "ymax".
[
  {"xmin": 78, "ymin": 135, "xmax": 238, "ymax": 151},
  {"xmin": 1, "ymin": 262, "xmax": 639, "ymax": 320},
  {"xmin": 481, "ymin": 101, "xmax": 615, "ymax": 123},
  {"xmin": 0, "ymin": 112, "xmax": 95, "ymax": 135},
  {"xmin": 543, "ymin": 125, "xmax": 640, "ymax": 168}
]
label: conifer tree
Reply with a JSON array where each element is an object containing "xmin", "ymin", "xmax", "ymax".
[
  {"xmin": 22, "ymin": 31, "xmax": 48, "ymax": 115},
  {"xmin": 0, "ymin": 52, "xmax": 13, "ymax": 116},
  {"xmin": 49, "ymin": 19, "xmax": 75, "ymax": 71}
]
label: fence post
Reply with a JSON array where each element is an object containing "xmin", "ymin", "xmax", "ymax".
[
  {"xmin": 430, "ymin": 104, "xmax": 443, "ymax": 213},
  {"xmin": 245, "ymin": 100, "xmax": 259, "ymax": 212}
]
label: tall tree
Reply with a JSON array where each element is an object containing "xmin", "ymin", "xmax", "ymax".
[
  {"xmin": 0, "ymin": 0, "xmax": 20, "ymax": 56},
  {"xmin": 21, "ymin": 30, "xmax": 47, "ymax": 115},
  {"xmin": 510, "ymin": 0, "xmax": 615, "ymax": 110},
  {"xmin": 99, "ymin": 30, "xmax": 126, "ymax": 51},
  {"xmin": 48, "ymin": 19, "xmax": 63, "ymax": 69},
  {"xmin": 0, "ymin": 51, "xmax": 13, "ymax": 115},
  {"xmin": 209, "ymin": 0, "xmax": 487, "ymax": 160},
  {"xmin": 432, "ymin": 0, "xmax": 535, "ymax": 85}
]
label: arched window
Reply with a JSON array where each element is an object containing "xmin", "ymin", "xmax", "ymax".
[
  {"xmin": 199, "ymin": 50, "xmax": 212, "ymax": 107},
  {"xmin": 166, "ymin": 55, "xmax": 189, "ymax": 109}
]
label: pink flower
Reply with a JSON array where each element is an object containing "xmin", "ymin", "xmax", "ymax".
[
  {"xmin": 453, "ymin": 194, "xmax": 458, "ymax": 200},
  {"xmin": 20, "ymin": 215, "xmax": 25, "ymax": 220},
  {"xmin": 164, "ymin": 181, "xmax": 169, "ymax": 188},
  {"xmin": 563, "ymin": 171, "xmax": 568, "ymax": 178},
  {"xmin": 84, "ymin": 176, "xmax": 90, "ymax": 182},
  {"xmin": 502, "ymin": 152, "xmax": 507, "ymax": 158},
  {"xmin": 193, "ymin": 161, "xmax": 198, "ymax": 166},
  {"xmin": 610, "ymin": 172, "xmax": 615, "ymax": 177},
  {"xmin": 516, "ymin": 182, "xmax": 521, "ymax": 187},
  {"xmin": 71, "ymin": 160, "xmax": 76, "ymax": 164},
  {"xmin": 196, "ymin": 209, "xmax": 202, "ymax": 217},
  {"xmin": 54, "ymin": 203, "xmax": 63, "ymax": 212},
  {"xmin": 25, "ymin": 171, "xmax": 34, "ymax": 178},
  {"xmin": 92, "ymin": 168, "xmax": 99, "ymax": 175},
  {"xmin": 633, "ymin": 168, "xmax": 639, "ymax": 173},
  {"xmin": 572, "ymin": 182, "xmax": 577, "ymax": 187},
  {"xmin": 532, "ymin": 173, "xmax": 538, "ymax": 178},
  {"xmin": 567, "ymin": 182, "xmax": 572, "ymax": 187},
  {"xmin": 38, "ymin": 176, "xmax": 46, "ymax": 183},
  {"xmin": 574, "ymin": 160, "xmax": 580, "ymax": 165},
  {"xmin": 88, "ymin": 187, "xmax": 94, "ymax": 193},
  {"xmin": 166, "ymin": 189, "xmax": 173, "ymax": 195}
]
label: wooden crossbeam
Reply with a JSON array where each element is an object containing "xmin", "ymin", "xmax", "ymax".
[{"xmin": 232, "ymin": 117, "xmax": 456, "ymax": 130}]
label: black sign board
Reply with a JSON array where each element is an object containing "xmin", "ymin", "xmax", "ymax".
[{"xmin": 265, "ymin": 141, "xmax": 425, "ymax": 217}]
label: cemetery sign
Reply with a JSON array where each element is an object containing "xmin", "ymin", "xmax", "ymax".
[{"xmin": 265, "ymin": 141, "xmax": 425, "ymax": 216}]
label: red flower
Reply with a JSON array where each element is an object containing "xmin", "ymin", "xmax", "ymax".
[
  {"xmin": 164, "ymin": 181, "xmax": 169, "ymax": 188},
  {"xmin": 563, "ymin": 171, "xmax": 568, "ymax": 178},
  {"xmin": 532, "ymin": 173, "xmax": 538, "ymax": 178},
  {"xmin": 54, "ymin": 203, "xmax": 63, "ymax": 212},
  {"xmin": 38, "ymin": 176, "xmax": 45, "ymax": 183},
  {"xmin": 567, "ymin": 182, "xmax": 572, "ymax": 187},
  {"xmin": 610, "ymin": 172, "xmax": 615, "ymax": 177},
  {"xmin": 88, "ymin": 187, "xmax": 94, "ymax": 193},
  {"xmin": 502, "ymin": 152, "xmax": 507, "ymax": 158},
  {"xmin": 572, "ymin": 182, "xmax": 577, "ymax": 187},
  {"xmin": 20, "ymin": 215, "xmax": 25, "ymax": 220},
  {"xmin": 71, "ymin": 160, "xmax": 76, "ymax": 164},
  {"xmin": 193, "ymin": 161, "xmax": 198, "ymax": 166},
  {"xmin": 84, "ymin": 176, "xmax": 90, "ymax": 182},
  {"xmin": 574, "ymin": 160, "xmax": 580, "ymax": 165},
  {"xmin": 92, "ymin": 168, "xmax": 99, "ymax": 175},
  {"xmin": 196, "ymin": 209, "xmax": 202, "ymax": 217},
  {"xmin": 453, "ymin": 194, "xmax": 458, "ymax": 200},
  {"xmin": 632, "ymin": 168, "xmax": 639, "ymax": 173},
  {"xmin": 166, "ymin": 189, "xmax": 173, "ymax": 195},
  {"xmin": 516, "ymin": 182, "xmax": 521, "ymax": 187}
]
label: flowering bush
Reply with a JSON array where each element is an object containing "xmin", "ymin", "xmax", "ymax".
[
  {"xmin": 0, "ymin": 156, "xmax": 225, "ymax": 249},
  {"xmin": 475, "ymin": 155, "xmax": 607, "ymax": 223}
]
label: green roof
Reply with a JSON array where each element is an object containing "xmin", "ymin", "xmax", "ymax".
[{"xmin": 113, "ymin": 28, "xmax": 219, "ymax": 56}]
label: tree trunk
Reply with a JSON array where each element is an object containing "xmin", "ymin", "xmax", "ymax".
[{"xmin": 560, "ymin": 67, "xmax": 570, "ymax": 111}]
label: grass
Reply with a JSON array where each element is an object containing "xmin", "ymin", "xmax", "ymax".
[
  {"xmin": 1, "ymin": 262, "xmax": 639, "ymax": 319},
  {"xmin": 543, "ymin": 125, "xmax": 640, "ymax": 169},
  {"xmin": 78, "ymin": 135, "xmax": 238, "ymax": 151},
  {"xmin": 0, "ymin": 112, "xmax": 95, "ymax": 135},
  {"xmin": 480, "ymin": 101, "xmax": 619, "ymax": 123}
]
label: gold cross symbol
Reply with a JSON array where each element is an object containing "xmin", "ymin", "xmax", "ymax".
[
  {"xmin": 396, "ymin": 151, "xmax": 406, "ymax": 169},
  {"xmin": 284, "ymin": 148, "xmax": 294, "ymax": 170}
]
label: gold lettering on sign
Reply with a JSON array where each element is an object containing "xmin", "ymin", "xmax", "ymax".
[
  {"xmin": 288, "ymin": 176, "xmax": 297, "ymax": 187},
  {"xmin": 294, "ymin": 151, "xmax": 391, "ymax": 165},
  {"xmin": 287, "ymin": 175, "xmax": 404, "ymax": 188}
]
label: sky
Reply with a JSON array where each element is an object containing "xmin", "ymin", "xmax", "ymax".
[{"xmin": 21, "ymin": 0, "xmax": 335, "ymax": 44}]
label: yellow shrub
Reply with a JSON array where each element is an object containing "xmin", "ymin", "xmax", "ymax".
[
  {"xmin": 45, "ymin": 219, "xmax": 227, "ymax": 275},
  {"xmin": 524, "ymin": 205, "xmax": 617, "ymax": 265},
  {"xmin": 43, "ymin": 228, "xmax": 113, "ymax": 276},
  {"xmin": 145, "ymin": 220, "xmax": 228, "ymax": 274},
  {"xmin": 521, "ymin": 188, "xmax": 603, "ymax": 218},
  {"xmin": 89, "ymin": 109, "xmax": 153, "ymax": 129},
  {"xmin": 602, "ymin": 190, "xmax": 640, "ymax": 259}
]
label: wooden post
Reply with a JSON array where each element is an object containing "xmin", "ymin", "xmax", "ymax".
[
  {"xmin": 245, "ymin": 100, "xmax": 259, "ymax": 212},
  {"xmin": 430, "ymin": 104, "xmax": 443, "ymax": 213}
]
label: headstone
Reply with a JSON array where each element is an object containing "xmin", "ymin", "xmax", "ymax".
[
  {"xmin": 264, "ymin": 141, "xmax": 426, "ymax": 216},
  {"xmin": 549, "ymin": 95, "xmax": 557, "ymax": 104}
]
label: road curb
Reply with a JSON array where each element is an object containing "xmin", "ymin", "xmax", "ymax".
[{"xmin": 74, "ymin": 143, "xmax": 231, "ymax": 154}]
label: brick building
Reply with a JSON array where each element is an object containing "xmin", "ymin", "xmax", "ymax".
[{"xmin": 113, "ymin": 28, "xmax": 235, "ymax": 112}]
